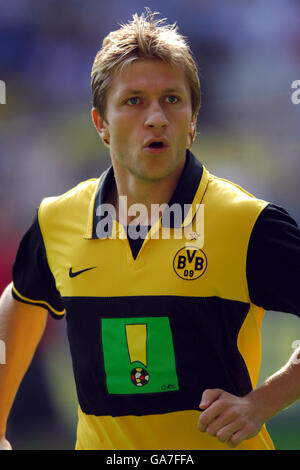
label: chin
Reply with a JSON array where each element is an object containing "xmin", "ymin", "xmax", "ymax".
[{"xmin": 136, "ymin": 162, "xmax": 174, "ymax": 182}]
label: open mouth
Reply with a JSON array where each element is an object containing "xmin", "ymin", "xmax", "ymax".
[
  {"xmin": 148, "ymin": 142, "xmax": 164, "ymax": 149},
  {"xmin": 143, "ymin": 139, "xmax": 168, "ymax": 153}
]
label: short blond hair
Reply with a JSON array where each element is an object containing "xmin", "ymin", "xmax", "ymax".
[{"xmin": 91, "ymin": 9, "xmax": 201, "ymax": 120}]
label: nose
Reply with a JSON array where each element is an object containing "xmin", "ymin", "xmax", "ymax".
[{"xmin": 144, "ymin": 100, "xmax": 169, "ymax": 129}]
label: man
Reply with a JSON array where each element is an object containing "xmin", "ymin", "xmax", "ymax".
[{"xmin": 1, "ymin": 10, "xmax": 300, "ymax": 451}]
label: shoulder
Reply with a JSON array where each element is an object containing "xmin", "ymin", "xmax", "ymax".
[
  {"xmin": 38, "ymin": 178, "xmax": 100, "ymax": 225},
  {"xmin": 40, "ymin": 178, "xmax": 99, "ymax": 211},
  {"xmin": 203, "ymin": 171, "xmax": 269, "ymax": 224},
  {"xmin": 206, "ymin": 172, "xmax": 264, "ymax": 203},
  {"xmin": 253, "ymin": 203, "xmax": 299, "ymax": 228},
  {"xmin": 249, "ymin": 203, "xmax": 300, "ymax": 247}
]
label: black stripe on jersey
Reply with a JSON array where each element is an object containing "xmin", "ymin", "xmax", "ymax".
[{"xmin": 63, "ymin": 295, "xmax": 252, "ymax": 417}]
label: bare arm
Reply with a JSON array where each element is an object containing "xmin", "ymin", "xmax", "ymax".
[
  {"xmin": 198, "ymin": 346, "xmax": 300, "ymax": 447},
  {"xmin": 0, "ymin": 283, "xmax": 47, "ymax": 449}
]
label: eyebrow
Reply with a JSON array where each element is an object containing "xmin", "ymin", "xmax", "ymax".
[{"xmin": 119, "ymin": 87, "xmax": 184, "ymax": 96}]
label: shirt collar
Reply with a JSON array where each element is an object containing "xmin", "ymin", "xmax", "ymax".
[{"xmin": 85, "ymin": 150, "xmax": 208, "ymax": 239}]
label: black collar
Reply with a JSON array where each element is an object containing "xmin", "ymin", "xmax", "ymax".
[{"xmin": 91, "ymin": 150, "xmax": 204, "ymax": 239}]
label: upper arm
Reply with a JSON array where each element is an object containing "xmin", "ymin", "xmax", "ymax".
[
  {"xmin": 0, "ymin": 282, "xmax": 47, "ymax": 341},
  {"xmin": 0, "ymin": 284, "xmax": 47, "ymax": 434},
  {"xmin": 2, "ymin": 282, "xmax": 48, "ymax": 317}
]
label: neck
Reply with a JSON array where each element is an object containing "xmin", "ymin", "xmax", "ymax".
[{"xmin": 108, "ymin": 161, "xmax": 185, "ymax": 226}]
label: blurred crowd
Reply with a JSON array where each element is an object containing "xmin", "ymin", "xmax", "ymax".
[{"xmin": 0, "ymin": 0, "xmax": 300, "ymax": 449}]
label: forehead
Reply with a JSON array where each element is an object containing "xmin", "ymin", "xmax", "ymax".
[{"xmin": 107, "ymin": 59, "xmax": 190, "ymax": 98}]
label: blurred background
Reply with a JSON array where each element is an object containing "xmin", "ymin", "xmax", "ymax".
[{"xmin": 0, "ymin": 0, "xmax": 300, "ymax": 450}]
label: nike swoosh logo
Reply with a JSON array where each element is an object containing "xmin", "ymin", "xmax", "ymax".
[{"xmin": 69, "ymin": 266, "xmax": 96, "ymax": 278}]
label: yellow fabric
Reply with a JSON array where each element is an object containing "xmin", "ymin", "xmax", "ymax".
[{"xmin": 75, "ymin": 408, "xmax": 274, "ymax": 450}]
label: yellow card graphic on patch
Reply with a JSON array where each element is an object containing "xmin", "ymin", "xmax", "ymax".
[{"xmin": 101, "ymin": 317, "xmax": 179, "ymax": 394}]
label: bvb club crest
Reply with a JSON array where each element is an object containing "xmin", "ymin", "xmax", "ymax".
[{"xmin": 173, "ymin": 245, "xmax": 207, "ymax": 280}]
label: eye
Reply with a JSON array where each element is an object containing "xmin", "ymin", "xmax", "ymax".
[
  {"xmin": 126, "ymin": 97, "xmax": 140, "ymax": 106},
  {"xmin": 166, "ymin": 95, "xmax": 179, "ymax": 104}
]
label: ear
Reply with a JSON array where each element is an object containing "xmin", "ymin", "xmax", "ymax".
[
  {"xmin": 91, "ymin": 107, "xmax": 110, "ymax": 146},
  {"xmin": 187, "ymin": 117, "xmax": 196, "ymax": 149},
  {"xmin": 190, "ymin": 116, "xmax": 196, "ymax": 135}
]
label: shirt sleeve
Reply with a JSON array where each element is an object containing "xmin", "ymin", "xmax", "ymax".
[
  {"xmin": 12, "ymin": 211, "xmax": 65, "ymax": 319},
  {"xmin": 246, "ymin": 203, "xmax": 300, "ymax": 316}
]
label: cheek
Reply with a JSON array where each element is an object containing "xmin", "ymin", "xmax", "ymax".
[
  {"xmin": 109, "ymin": 116, "xmax": 138, "ymax": 146},
  {"xmin": 171, "ymin": 109, "xmax": 192, "ymax": 131},
  {"xmin": 174, "ymin": 119, "xmax": 191, "ymax": 143}
]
